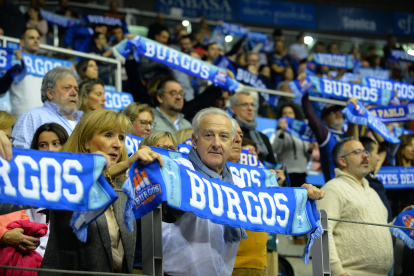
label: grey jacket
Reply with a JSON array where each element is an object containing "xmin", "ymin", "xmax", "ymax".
[
  {"xmin": 39, "ymin": 179, "xmax": 136, "ymax": 274},
  {"xmin": 152, "ymin": 107, "xmax": 192, "ymax": 134}
]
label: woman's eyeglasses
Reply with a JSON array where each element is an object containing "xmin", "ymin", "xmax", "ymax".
[
  {"xmin": 6, "ymin": 135, "xmax": 15, "ymax": 143},
  {"xmin": 156, "ymin": 144, "xmax": 179, "ymax": 151},
  {"xmin": 138, "ymin": 120, "xmax": 156, "ymax": 128}
]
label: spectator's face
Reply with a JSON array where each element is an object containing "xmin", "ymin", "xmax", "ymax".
[
  {"xmin": 0, "ymin": 28, "xmax": 4, "ymax": 36},
  {"xmin": 361, "ymin": 60, "xmax": 370, "ymax": 68},
  {"xmin": 132, "ymin": 111, "xmax": 153, "ymax": 138},
  {"xmin": 87, "ymin": 84, "xmax": 106, "ymax": 112},
  {"xmin": 85, "ymin": 60, "xmax": 99, "ymax": 79},
  {"xmin": 48, "ymin": 76, "xmax": 79, "ymax": 117},
  {"xmin": 155, "ymin": 30, "xmax": 169, "ymax": 45},
  {"xmin": 341, "ymin": 140, "xmax": 369, "ymax": 178},
  {"xmin": 157, "ymin": 81, "xmax": 184, "ymax": 112},
  {"xmin": 274, "ymin": 41, "xmax": 284, "ymax": 54},
  {"xmin": 402, "ymin": 139, "xmax": 414, "ymax": 161},
  {"xmin": 259, "ymin": 66, "xmax": 270, "ymax": 78},
  {"xmin": 95, "ymin": 34, "xmax": 107, "ymax": 47},
  {"xmin": 37, "ymin": 131, "xmax": 63, "ymax": 151},
  {"xmin": 281, "ymin": 106, "xmax": 295, "ymax": 119},
  {"xmin": 212, "ymin": 91, "xmax": 229, "ymax": 110},
  {"xmin": 154, "ymin": 136, "xmax": 176, "ymax": 151},
  {"xmin": 20, "ymin": 29, "xmax": 40, "ymax": 54},
  {"xmin": 228, "ymin": 123, "xmax": 243, "ymax": 162},
  {"xmin": 86, "ymin": 129, "xmax": 126, "ymax": 166},
  {"xmin": 28, "ymin": 7, "xmax": 38, "ymax": 20},
  {"xmin": 297, "ymin": 63, "xmax": 307, "ymax": 75},
  {"xmin": 329, "ymin": 44, "xmax": 339, "ymax": 54},
  {"xmin": 232, "ymin": 94, "xmax": 255, "ymax": 123},
  {"xmin": 368, "ymin": 143, "xmax": 380, "ymax": 172},
  {"xmin": 112, "ymin": 27, "xmax": 124, "ymax": 42},
  {"xmin": 246, "ymin": 54, "xmax": 259, "ymax": 70},
  {"xmin": 206, "ymin": 44, "xmax": 219, "ymax": 60},
  {"xmin": 95, "ymin": 26, "xmax": 108, "ymax": 35},
  {"xmin": 193, "ymin": 114, "xmax": 234, "ymax": 173},
  {"xmin": 315, "ymin": 44, "xmax": 324, "ymax": 53},
  {"xmin": 180, "ymin": 38, "xmax": 192, "ymax": 53},
  {"xmin": 322, "ymin": 109, "xmax": 343, "ymax": 130},
  {"xmin": 283, "ymin": 67, "xmax": 294, "ymax": 81}
]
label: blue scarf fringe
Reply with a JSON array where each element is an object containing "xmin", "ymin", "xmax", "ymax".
[
  {"xmin": 70, "ymin": 212, "xmax": 88, "ymax": 242},
  {"xmin": 302, "ymin": 219, "xmax": 324, "ymax": 264},
  {"xmin": 390, "ymin": 227, "xmax": 414, "ymax": 249}
]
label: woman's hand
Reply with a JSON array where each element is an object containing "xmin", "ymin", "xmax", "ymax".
[
  {"xmin": 93, "ymin": 151, "xmax": 112, "ymax": 170},
  {"xmin": 0, "ymin": 228, "xmax": 40, "ymax": 253},
  {"xmin": 269, "ymin": 165, "xmax": 286, "ymax": 187},
  {"xmin": 128, "ymin": 146, "xmax": 164, "ymax": 167},
  {"xmin": 301, "ymin": 184, "xmax": 325, "ymax": 200},
  {"xmin": 278, "ymin": 119, "xmax": 287, "ymax": 133}
]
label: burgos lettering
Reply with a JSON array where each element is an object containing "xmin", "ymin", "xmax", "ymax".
[
  {"xmin": 368, "ymin": 78, "xmax": 414, "ymax": 100},
  {"xmin": 132, "ymin": 167, "xmax": 161, "ymax": 207},
  {"xmin": 322, "ymin": 79, "xmax": 378, "ymax": 102}
]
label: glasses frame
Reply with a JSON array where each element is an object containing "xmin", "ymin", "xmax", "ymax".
[
  {"xmin": 340, "ymin": 149, "xmax": 370, "ymax": 158},
  {"xmin": 156, "ymin": 144, "xmax": 179, "ymax": 151},
  {"xmin": 236, "ymin": 103, "xmax": 257, "ymax": 108},
  {"xmin": 137, "ymin": 120, "xmax": 156, "ymax": 128}
]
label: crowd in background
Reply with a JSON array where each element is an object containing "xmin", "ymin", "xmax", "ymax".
[{"xmin": 1, "ymin": 0, "xmax": 414, "ymax": 275}]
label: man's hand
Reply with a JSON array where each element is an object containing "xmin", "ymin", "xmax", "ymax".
[
  {"xmin": 297, "ymin": 72, "xmax": 307, "ymax": 81},
  {"xmin": 226, "ymin": 69, "xmax": 235, "ymax": 79},
  {"xmin": 301, "ymin": 184, "xmax": 325, "ymax": 200},
  {"xmin": 0, "ymin": 228, "xmax": 40, "ymax": 253},
  {"xmin": 15, "ymin": 50, "xmax": 23, "ymax": 60},
  {"xmin": 130, "ymin": 146, "xmax": 164, "ymax": 167},
  {"xmin": 347, "ymin": 97, "xmax": 358, "ymax": 108},
  {"xmin": 0, "ymin": 130, "xmax": 12, "ymax": 161},
  {"xmin": 402, "ymin": 205, "xmax": 414, "ymax": 212},
  {"xmin": 269, "ymin": 165, "xmax": 286, "ymax": 187}
]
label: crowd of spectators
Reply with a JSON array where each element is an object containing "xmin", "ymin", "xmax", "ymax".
[{"xmin": 1, "ymin": 0, "xmax": 414, "ymax": 275}]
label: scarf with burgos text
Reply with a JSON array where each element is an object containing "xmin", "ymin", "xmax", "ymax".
[
  {"xmin": 280, "ymin": 117, "xmax": 316, "ymax": 142},
  {"xmin": 112, "ymin": 36, "xmax": 241, "ymax": 93},
  {"xmin": 122, "ymin": 147, "xmax": 323, "ymax": 264},
  {"xmin": 390, "ymin": 208, "xmax": 414, "ymax": 249},
  {"xmin": 369, "ymin": 104, "xmax": 414, "ymax": 123},
  {"xmin": 290, "ymin": 76, "xmax": 398, "ymax": 106},
  {"xmin": 392, "ymin": 126, "xmax": 414, "ymax": 138},
  {"xmin": 312, "ymin": 53, "xmax": 357, "ymax": 70},
  {"xmin": 0, "ymin": 148, "xmax": 117, "ymax": 242}
]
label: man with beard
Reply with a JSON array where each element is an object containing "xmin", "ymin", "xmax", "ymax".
[
  {"xmin": 316, "ymin": 137, "xmax": 393, "ymax": 276},
  {"xmin": 151, "ymin": 77, "xmax": 192, "ymax": 134},
  {"xmin": 12, "ymin": 67, "xmax": 83, "ymax": 149}
]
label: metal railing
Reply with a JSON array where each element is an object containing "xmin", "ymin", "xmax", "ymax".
[{"xmin": 0, "ymin": 35, "xmax": 123, "ymax": 92}]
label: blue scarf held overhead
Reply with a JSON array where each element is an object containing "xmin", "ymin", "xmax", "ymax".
[
  {"xmin": 362, "ymin": 77, "xmax": 414, "ymax": 102},
  {"xmin": 390, "ymin": 208, "xmax": 414, "ymax": 249},
  {"xmin": 40, "ymin": 9, "xmax": 80, "ymax": 28},
  {"xmin": 342, "ymin": 102, "xmax": 400, "ymax": 144},
  {"xmin": 392, "ymin": 126, "xmax": 414, "ymax": 138},
  {"xmin": 0, "ymin": 148, "xmax": 117, "ymax": 242},
  {"xmin": 123, "ymin": 147, "xmax": 323, "ymax": 264},
  {"xmin": 213, "ymin": 54, "xmax": 277, "ymax": 106},
  {"xmin": 113, "ymin": 36, "xmax": 241, "ymax": 93},
  {"xmin": 357, "ymin": 68, "xmax": 389, "ymax": 80},
  {"xmin": 211, "ymin": 22, "xmax": 249, "ymax": 45},
  {"xmin": 369, "ymin": 103, "xmax": 414, "ymax": 123},
  {"xmin": 280, "ymin": 117, "xmax": 316, "ymax": 142},
  {"xmin": 312, "ymin": 53, "xmax": 356, "ymax": 70},
  {"xmin": 291, "ymin": 76, "xmax": 397, "ymax": 106},
  {"xmin": 389, "ymin": 50, "xmax": 414, "ymax": 63}
]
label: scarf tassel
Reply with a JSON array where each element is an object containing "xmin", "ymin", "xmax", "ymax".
[
  {"xmin": 302, "ymin": 219, "xmax": 324, "ymax": 264},
  {"xmin": 390, "ymin": 227, "xmax": 414, "ymax": 250},
  {"xmin": 70, "ymin": 212, "xmax": 88, "ymax": 243},
  {"xmin": 122, "ymin": 178, "xmax": 135, "ymax": 232}
]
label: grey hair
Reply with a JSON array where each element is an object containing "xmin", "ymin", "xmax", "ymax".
[
  {"xmin": 230, "ymin": 91, "xmax": 251, "ymax": 107},
  {"xmin": 41, "ymin": 66, "xmax": 76, "ymax": 102},
  {"xmin": 332, "ymin": 136, "xmax": 360, "ymax": 168},
  {"xmin": 192, "ymin": 107, "xmax": 237, "ymax": 139}
]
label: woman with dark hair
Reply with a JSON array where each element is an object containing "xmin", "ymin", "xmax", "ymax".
[
  {"xmin": 26, "ymin": 5, "xmax": 48, "ymax": 45},
  {"xmin": 272, "ymin": 103, "xmax": 314, "ymax": 187},
  {"xmin": 30, "ymin": 123, "xmax": 69, "ymax": 151},
  {"xmin": 75, "ymin": 59, "xmax": 99, "ymax": 81},
  {"xmin": 78, "ymin": 78, "xmax": 106, "ymax": 113},
  {"xmin": 396, "ymin": 134, "xmax": 414, "ymax": 167}
]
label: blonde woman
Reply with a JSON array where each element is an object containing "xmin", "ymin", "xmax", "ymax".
[
  {"xmin": 40, "ymin": 109, "xmax": 162, "ymax": 274},
  {"xmin": 122, "ymin": 103, "xmax": 155, "ymax": 138},
  {"xmin": 140, "ymin": 131, "xmax": 178, "ymax": 151},
  {"xmin": 174, "ymin": 127, "xmax": 193, "ymax": 144},
  {"xmin": 78, "ymin": 79, "xmax": 106, "ymax": 113}
]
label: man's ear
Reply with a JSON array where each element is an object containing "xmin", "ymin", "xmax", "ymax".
[
  {"xmin": 156, "ymin": 93, "xmax": 163, "ymax": 105},
  {"xmin": 46, "ymin": 88, "xmax": 54, "ymax": 101},
  {"xmin": 192, "ymin": 133, "xmax": 197, "ymax": 149},
  {"xmin": 231, "ymin": 106, "xmax": 236, "ymax": 114},
  {"xmin": 338, "ymin": 157, "xmax": 347, "ymax": 168}
]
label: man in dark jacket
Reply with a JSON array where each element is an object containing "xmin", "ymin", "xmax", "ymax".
[{"xmin": 231, "ymin": 91, "xmax": 277, "ymax": 164}]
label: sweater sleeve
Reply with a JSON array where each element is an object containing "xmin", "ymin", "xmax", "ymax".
[
  {"xmin": 272, "ymin": 129, "xmax": 284, "ymax": 155},
  {"xmin": 302, "ymin": 93, "xmax": 329, "ymax": 145},
  {"xmin": 316, "ymin": 183, "xmax": 346, "ymax": 276},
  {"xmin": 263, "ymin": 133, "xmax": 277, "ymax": 164}
]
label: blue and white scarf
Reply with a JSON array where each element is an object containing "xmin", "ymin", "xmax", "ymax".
[
  {"xmin": 21, "ymin": 52, "xmax": 73, "ymax": 78},
  {"xmin": 390, "ymin": 208, "xmax": 414, "ymax": 249},
  {"xmin": 113, "ymin": 36, "xmax": 241, "ymax": 92},
  {"xmin": 361, "ymin": 77, "xmax": 414, "ymax": 101},
  {"xmin": 291, "ymin": 76, "xmax": 397, "ymax": 106},
  {"xmin": 369, "ymin": 103, "xmax": 414, "ymax": 123},
  {"xmin": 40, "ymin": 10, "xmax": 80, "ymax": 28},
  {"xmin": 0, "ymin": 47, "xmax": 19, "ymax": 71},
  {"xmin": 122, "ymin": 147, "xmax": 322, "ymax": 263},
  {"xmin": 125, "ymin": 133, "xmax": 192, "ymax": 156},
  {"xmin": 210, "ymin": 22, "xmax": 249, "ymax": 45},
  {"xmin": 389, "ymin": 50, "xmax": 414, "ymax": 63},
  {"xmin": 81, "ymin": 14, "xmax": 128, "ymax": 33},
  {"xmin": 280, "ymin": 117, "xmax": 316, "ymax": 142},
  {"xmin": 357, "ymin": 68, "xmax": 389, "ymax": 80},
  {"xmin": 392, "ymin": 126, "xmax": 414, "ymax": 138},
  {"xmin": 213, "ymin": 54, "xmax": 277, "ymax": 106},
  {"xmin": 0, "ymin": 148, "xmax": 117, "ymax": 242},
  {"xmin": 342, "ymin": 102, "xmax": 401, "ymax": 144},
  {"xmin": 377, "ymin": 167, "xmax": 414, "ymax": 189},
  {"xmin": 104, "ymin": 90, "xmax": 134, "ymax": 111},
  {"xmin": 312, "ymin": 53, "xmax": 356, "ymax": 70}
]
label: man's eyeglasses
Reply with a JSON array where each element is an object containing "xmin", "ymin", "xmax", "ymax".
[
  {"xmin": 165, "ymin": 90, "xmax": 185, "ymax": 97},
  {"xmin": 156, "ymin": 144, "xmax": 179, "ymax": 151},
  {"xmin": 138, "ymin": 120, "xmax": 156, "ymax": 128},
  {"xmin": 341, "ymin": 149, "xmax": 370, "ymax": 158},
  {"xmin": 237, "ymin": 103, "xmax": 257, "ymax": 108},
  {"xmin": 6, "ymin": 135, "xmax": 15, "ymax": 143}
]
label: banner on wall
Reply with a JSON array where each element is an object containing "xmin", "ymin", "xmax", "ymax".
[
  {"xmin": 238, "ymin": 0, "xmax": 316, "ymax": 29},
  {"xmin": 394, "ymin": 12, "xmax": 414, "ymax": 37},
  {"xmin": 317, "ymin": 6, "xmax": 393, "ymax": 35}
]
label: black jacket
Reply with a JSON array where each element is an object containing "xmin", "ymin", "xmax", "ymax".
[{"xmin": 239, "ymin": 125, "xmax": 277, "ymax": 164}]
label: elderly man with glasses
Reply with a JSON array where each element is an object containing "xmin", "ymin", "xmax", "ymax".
[
  {"xmin": 316, "ymin": 137, "xmax": 393, "ymax": 276},
  {"xmin": 152, "ymin": 77, "xmax": 192, "ymax": 134},
  {"xmin": 231, "ymin": 91, "xmax": 277, "ymax": 164}
]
